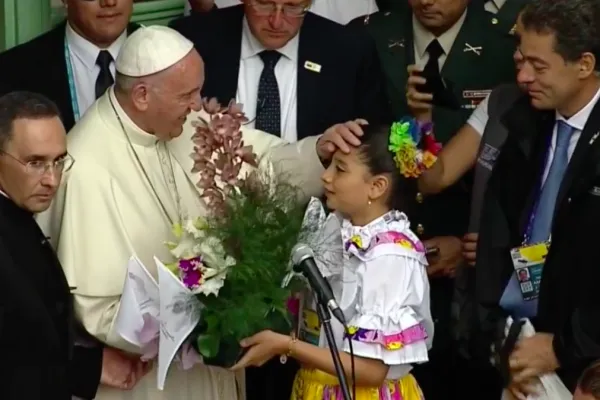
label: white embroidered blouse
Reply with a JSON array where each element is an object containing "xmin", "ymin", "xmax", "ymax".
[{"xmin": 314, "ymin": 210, "xmax": 434, "ymax": 380}]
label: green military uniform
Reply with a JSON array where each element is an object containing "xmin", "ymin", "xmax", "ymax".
[
  {"xmin": 358, "ymin": 3, "xmax": 517, "ymax": 398},
  {"xmin": 487, "ymin": 0, "xmax": 529, "ymax": 35}
]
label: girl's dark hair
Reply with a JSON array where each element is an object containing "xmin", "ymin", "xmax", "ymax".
[{"xmin": 357, "ymin": 124, "xmax": 417, "ymax": 216}]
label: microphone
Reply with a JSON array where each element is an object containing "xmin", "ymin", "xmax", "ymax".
[{"xmin": 291, "ymin": 243, "xmax": 346, "ymax": 325}]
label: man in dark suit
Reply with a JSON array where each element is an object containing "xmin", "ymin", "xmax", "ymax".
[
  {"xmin": 0, "ymin": 91, "xmax": 147, "ymax": 399},
  {"xmin": 351, "ymin": 1, "xmax": 516, "ymax": 398},
  {"xmin": 0, "ymin": 0, "xmax": 137, "ymax": 132},
  {"xmin": 476, "ymin": 0, "xmax": 600, "ymax": 397},
  {"xmin": 170, "ymin": 1, "xmax": 390, "ymax": 142}
]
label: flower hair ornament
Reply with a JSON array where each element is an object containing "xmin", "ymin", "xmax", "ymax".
[{"xmin": 388, "ymin": 117, "xmax": 442, "ymax": 178}]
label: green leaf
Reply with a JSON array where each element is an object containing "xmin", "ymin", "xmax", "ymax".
[{"xmin": 196, "ymin": 334, "xmax": 221, "ymax": 358}]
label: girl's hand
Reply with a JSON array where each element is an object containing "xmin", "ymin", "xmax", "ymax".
[{"xmin": 230, "ymin": 330, "xmax": 289, "ymax": 371}]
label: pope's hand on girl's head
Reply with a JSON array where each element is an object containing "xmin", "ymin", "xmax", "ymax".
[{"xmin": 317, "ymin": 119, "xmax": 367, "ymax": 160}]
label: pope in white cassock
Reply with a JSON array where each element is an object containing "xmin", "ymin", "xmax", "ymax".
[{"xmin": 35, "ymin": 25, "xmax": 345, "ymax": 399}]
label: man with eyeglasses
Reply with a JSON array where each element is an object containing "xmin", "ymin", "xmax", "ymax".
[
  {"xmin": 0, "ymin": 0, "xmax": 137, "ymax": 132},
  {"xmin": 170, "ymin": 0, "xmax": 390, "ymax": 145},
  {"xmin": 0, "ymin": 91, "xmax": 148, "ymax": 399},
  {"xmin": 184, "ymin": 0, "xmax": 378, "ymax": 25}
]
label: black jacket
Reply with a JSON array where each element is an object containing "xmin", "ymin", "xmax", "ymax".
[
  {"xmin": 0, "ymin": 22, "xmax": 139, "ymax": 131},
  {"xmin": 0, "ymin": 194, "xmax": 102, "ymax": 399},
  {"xmin": 170, "ymin": 5, "xmax": 392, "ymax": 139},
  {"xmin": 476, "ymin": 93, "xmax": 600, "ymax": 391}
]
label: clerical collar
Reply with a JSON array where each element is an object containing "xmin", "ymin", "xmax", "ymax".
[
  {"xmin": 412, "ymin": 9, "xmax": 467, "ymax": 59},
  {"xmin": 65, "ymin": 22, "xmax": 127, "ymax": 72},
  {"xmin": 240, "ymin": 17, "xmax": 299, "ymax": 61},
  {"xmin": 102, "ymin": 88, "xmax": 159, "ymax": 147}
]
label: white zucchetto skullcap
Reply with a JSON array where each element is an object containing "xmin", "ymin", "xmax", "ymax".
[{"xmin": 115, "ymin": 25, "xmax": 194, "ymax": 77}]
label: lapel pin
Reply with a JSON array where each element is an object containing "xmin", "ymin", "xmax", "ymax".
[
  {"xmin": 388, "ymin": 39, "xmax": 405, "ymax": 48},
  {"xmin": 464, "ymin": 43, "xmax": 482, "ymax": 55},
  {"xmin": 589, "ymin": 131, "xmax": 599, "ymax": 144},
  {"xmin": 304, "ymin": 61, "xmax": 321, "ymax": 73}
]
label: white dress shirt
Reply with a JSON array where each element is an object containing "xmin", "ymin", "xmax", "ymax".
[
  {"xmin": 543, "ymin": 87, "xmax": 600, "ymax": 183},
  {"xmin": 412, "ymin": 11, "xmax": 467, "ymax": 70},
  {"xmin": 236, "ymin": 18, "xmax": 299, "ymax": 142},
  {"xmin": 65, "ymin": 24, "xmax": 127, "ymax": 120},
  {"xmin": 467, "ymin": 93, "xmax": 490, "ymax": 136},
  {"xmin": 184, "ymin": 0, "xmax": 378, "ymax": 24}
]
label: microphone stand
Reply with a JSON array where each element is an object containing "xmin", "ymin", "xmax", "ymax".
[{"xmin": 316, "ymin": 301, "xmax": 352, "ymax": 400}]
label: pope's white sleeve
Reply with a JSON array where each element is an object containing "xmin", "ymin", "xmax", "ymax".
[{"xmin": 243, "ymin": 127, "xmax": 325, "ymax": 201}]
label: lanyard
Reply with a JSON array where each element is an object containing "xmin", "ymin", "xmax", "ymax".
[
  {"xmin": 522, "ymin": 132, "xmax": 555, "ymax": 244},
  {"xmin": 63, "ymin": 37, "xmax": 81, "ymax": 121}
]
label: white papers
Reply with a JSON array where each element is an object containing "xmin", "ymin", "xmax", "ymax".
[
  {"xmin": 114, "ymin": 256, "xmax": 202, "ymax": 390},
  {"xmin": 500, "ymin": 317, "xmax": 571, "ymax": 400},
  {"xmin": 155, "ymin": 257, "xmax": 202, "ymax": 390},
  {"xmin": 115, "ymin": 256, "xmax": 159, "ymax": 347}
]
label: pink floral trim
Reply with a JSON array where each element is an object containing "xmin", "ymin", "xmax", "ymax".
[
  {"xmin": 344, "ymin": 323, "xmax": 428, "ymax": 350},
  {"xmin": 345, "ymin": 231, "xmax": 425, "ymax": 255}
]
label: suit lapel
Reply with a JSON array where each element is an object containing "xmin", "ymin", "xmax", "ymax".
[
  {"xmin": 500, "ymin": 96, "xmax": 555, "ymax": 234},
  {"xmin": 46, "ymin": 23, "xmax": 75, "ymax": 130},
  {"xmin": 556, "ymin": 96, "xmax": 600, "ymax": 207},
  {"xmin": 297, "ymin": 13, "xmax": 329, "ymax": 139},
  {"xmin": 202, "ymin": 6, "xmax": 244, "ymax": 104}
]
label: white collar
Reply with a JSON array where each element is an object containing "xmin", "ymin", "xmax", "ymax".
[
  {"xmin": 556, "ymin": 85, "xmax": 600, "ymax": 131},
  {"xmin": 492, "ymin": 0, "xmax": 507, "ymax": 10},
  {"xmin": 412, "ymin": 9, "xmax": 467, "ymax": 59},
  {"xmin": 240, "ymin": 17, "xmax": 299, "ymax": 61},
  {"xmin": 65, "ymin": 23, "xmax": 127, "ymax": 71}
]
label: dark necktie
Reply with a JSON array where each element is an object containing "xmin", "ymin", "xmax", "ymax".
[
  {"xmin": 255, "ymin": 50, "xmax": 282, "ymax": 136},
  {"xmin": 423, "ymin": 39, "xmax": 444, "ymax": 76},
  {"xmin": 95, "ymin": 50, "xmax": 114, "ymax": 99}
]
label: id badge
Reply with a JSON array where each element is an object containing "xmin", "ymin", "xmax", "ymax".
[
  {"xmin": 509, "ymin": 242, "xmax": 549, "ymax": 301},
  {"xmin": 299, "ymin": 290, "xmax": 321, "ymax": 345}
]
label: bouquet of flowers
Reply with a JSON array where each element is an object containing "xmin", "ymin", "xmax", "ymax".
[{"xmin": 163, "ymin": 98, "xmax": 307, "ymax": 367}]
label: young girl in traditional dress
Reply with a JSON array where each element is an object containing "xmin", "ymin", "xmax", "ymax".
[{"xmin": 231, "ymin": 119, "xmax": 440, "ymax": 399}]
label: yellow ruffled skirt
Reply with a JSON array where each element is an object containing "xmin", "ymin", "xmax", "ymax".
[{"xmin": 290, "ymin": 368, "xmax": 424, "ymax": 400}]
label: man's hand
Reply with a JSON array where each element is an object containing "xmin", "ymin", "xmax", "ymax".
[
  {"xmin": 509, "ymin": 333, "xmax": 559, "ymax": 393},
  {"xmin": 188, "ymin": 0, "xmax": 215, "ymax": 12},
  {"xmin": 423, "ymin": 236, "xmax": 463, "ymax": 277},
  {"xmin": 316, "ymin": 119, "xmax": 366, "ymax": 162},
  {"xmin": 462, "ymin": 232, "xmax": 478, "ymax": 267},
  {"xmin": 406, "ymin": 65, "xmax": 433, "ymax": 122},
  {"xmin": 100, "ymin": 347, "xmax": 151, "ymax": 390}
]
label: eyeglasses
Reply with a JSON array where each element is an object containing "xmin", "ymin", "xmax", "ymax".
[
  {"xmin": 250, "ymin": 0, "xmax": 310, "ymax": 17},
  {"xmin": 0, "ymin": 151, "xmax": 75, "ymax": 176}
]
